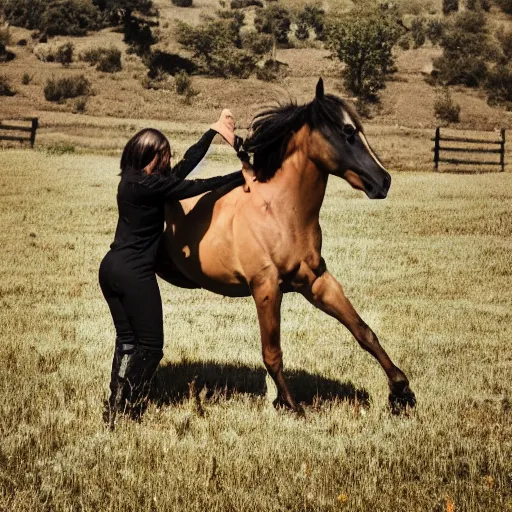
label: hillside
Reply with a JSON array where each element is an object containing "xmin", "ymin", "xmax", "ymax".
[{"xmin": 1, "ymin": 0, "xmax": 512, "ymax": 154}]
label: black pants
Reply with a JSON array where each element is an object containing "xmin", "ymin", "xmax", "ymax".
[{"xmin": 99, "ymin": 251, "xmax": 164, "ymax": 354}]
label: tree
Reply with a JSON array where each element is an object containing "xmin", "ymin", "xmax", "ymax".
[
  {"xmin": 255, "ymin": 5, "xmax": 291, "ymax": 49},
  {"xmin": 296, "ymin": 5, "xmax": 325, "ymax": 41},
  {"xmin": 442, "ymin": 0, "xmax": 459, "ymax": 15},
  {"xmin": 176, "ymin": 19, "xmax": 256, "ymax": 78},
  {"xmin": 0, "ymin": 0, "xmax": 47, "ymax": 29},
  {"xmin": 93, "ymin": 0, "xmax": 157, "ymax": 55},
  {"xmin": 433, "ymin": 10, "xmax": 489, "ymax": 87},
  {"xmin": 485, "ymin": 65, "xmax": 512, "ymax": 109},
  {"xmin": 494, "ymin": 0, "xmax": 512, "ymax": 14},
  {"xmin": 326, "ymin": 5, "xmax": 403, "ymax": 101},
  {"xmin": 40, "ymin": 0, "xmax": 100, "ymax": 36},
  {"xmin": 410, "ymin": 17, "xmax": 426, "ymax": 48},
  {"xmin": 426, "ymin": 19, "xmax": 444, "ymax": 45},
  {"xmin": 1, "ymin": 0, "xmax": 100, "ymax": 36}
]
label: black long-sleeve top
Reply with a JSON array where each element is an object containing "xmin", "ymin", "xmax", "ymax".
[{"xmin": 109, "ymin": 129, "xmax": 243, "ymax": 272}]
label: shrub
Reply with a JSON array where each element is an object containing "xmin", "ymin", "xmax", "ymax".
[
  {"xmin": 40, "ymin": 0, "xmax": 100, "ymax": 37},
  {"xmin": 465, "ymin": 0, "xmax": 490, "ymax": 9},
  {"xmin": 230, "ymin": 0, "xmax": 262, "ymax": 8},
  {"xmin": 145, "ymin": 50, "xmax": 195, "ymax": 78},
  {"xmin": 256, "ymin": 59, "xmax": 288, "ymax": 81},
  {"xmin": 174, "ymin": 70, "xmax": 191, "ymax": 94},
  {"xmin": 254, "ymin": 5, "xmax": 292, "ymax": 46},
  {"xmin": 442, "ymin": 0, "xmax": 459, "ymax": 14},
  {"xmin": 183, "ymin": 86, "xmax": 198, "ymax": 105},
  {"xmin": 171, "ymin": 0, "xmax": 192, "ymax": 5},
  {"xmin": 241, "ymin": 31, "xmax": 272, "ymax": 56},
  {"xmin": 411, "ymin": 18, "xmax": 426, "ymax": 48},
  {"xmin": 73, "ymin": 96, "xmax": 88, "ymax": 113},
  {"xmin": 495, "ymin": 0, "xmax": 512, "ymax": 14},
  {"xmin": 497, "ymin": 29, "xmax": 512, "ymax": 62},
  {"xmin": 81, "ymin": 46, "xmax": 122, "ymax": 72},
  {"xmin": 96, "ymin": 47, "xmax": 122, "ymax": 72},
  {"xmin": 225, "ymin": 50, "xmax": 257, "ymax": 78},
  {"xmin": 485, "ymin": 65, "xmax": 512, "ymax": 109},
  {"xmin": 21, "ymin": 73, "xmax": 33, "ymax": 85},
  {"xmin": 0, "ymin": 74, "xmax": 16, "ymax": 96},
  {"xmin": 397, "ymin": 35, "xmax": 411, "ymax": 50},
  {"xmin": 0, "ymin": 42, "xmax": 15, "ymax": 62},
  {"xmin": 16, "ymin": 39, "xmax": 28, "ymax": 46},
  {"xmin": 0, "ymin": 0, "xmax": 46, "ymax": 30},
  {"xmin": 141, "ymin": 75, "xmax": 152, "ymax": 89},
  {"xmin": 34, "ymin": 44, "xmax": 56, "ymax": 62},
  {"xmin": 426, "ymin": 19, "xmax": 444, "ymax": 45},
  {"xmin": 0, "ymin": 25, "xmax": 11, "ymax": 46},
  {"xmin": 217, "ymin": 10, "xmax": 245, "ymax": 47},
  {"xmin": 434, "ymin": 89, "xmax": 460, "ymax": 122},
  {"xmin": 297, "ymin": 5, "xmax": 325, "ymax": 41},
  {"xmin": 56, "ymin": 42, "xmax": 74, "ymax": 66},
  {"xmin": 295, "ymin": 21, "xmax": 309, "ymax": 41},
  {"xmin": 44, "ymin": 75, "xmax": 90, "ymax": 102}
]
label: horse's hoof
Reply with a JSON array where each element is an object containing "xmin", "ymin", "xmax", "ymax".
[
  {"xmin": 389, "ymin": 382, "xmax": 416, "ymax": 415},
  {"xmin": 273, "ymin": 397, "xmax": 305, "ymax": 417}
]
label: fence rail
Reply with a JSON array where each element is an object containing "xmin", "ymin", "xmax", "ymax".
[
  {"xmin": 432, "ymin": 127, "xmax": 506, "ymax": 172},
  {"xmin": 0, "ymin": 117, "xmax": 39, "ymax": 148}
]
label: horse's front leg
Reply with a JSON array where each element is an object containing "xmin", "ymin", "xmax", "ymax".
[
  {"xmin": 296, "ymin": 263, "xmax": 416, "ymax": 413},
  {"xmin": 251, "ymin": 275, "xmax": 302, "ymax": 414}
]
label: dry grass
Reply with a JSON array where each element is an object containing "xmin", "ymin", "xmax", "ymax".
[{"xmin": 0, "ymin": 147, "xmax": 511, "ymax": 511}]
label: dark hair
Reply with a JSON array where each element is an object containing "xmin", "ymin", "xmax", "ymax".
[
  {"xmin": 244, "ymin": 94, "xmax": 363, "ymax": 181},
  {"xmin": 120, "ymin": 128, "xmax": 171, "ymax": 175}
]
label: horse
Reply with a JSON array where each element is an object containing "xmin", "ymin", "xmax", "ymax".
[{"xmin": 157, "ymin": 78, "xmax": 416, "ymax": 415}]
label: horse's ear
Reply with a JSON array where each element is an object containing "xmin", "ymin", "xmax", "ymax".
[{"xmin": 316, "ymin": 78, "xmax": 324, "ymax": 100}]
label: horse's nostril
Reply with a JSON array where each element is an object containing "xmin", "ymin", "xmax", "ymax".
[{"xmin": 383, "ymin": 173, "xmax": 391, "ymax": 191}]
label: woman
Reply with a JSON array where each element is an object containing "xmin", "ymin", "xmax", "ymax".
[{"xmin": 99, "ymin": 110, "xmax": 244, "ymax": 428}]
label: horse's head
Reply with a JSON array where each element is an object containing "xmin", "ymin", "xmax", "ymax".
[
  {"xmin": 308, "ymin": 79, "xmax": 391, "ymax": 199},
  {"xmin": 244, "ymin": 80, "xmax": 391, "ymax": 199}
]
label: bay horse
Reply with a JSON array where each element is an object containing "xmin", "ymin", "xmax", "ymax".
[{"xmin": 157, "ymin": 79, "xmax": 416, "ymax": 414}]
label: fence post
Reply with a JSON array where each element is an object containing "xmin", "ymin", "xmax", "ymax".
[
  {"xmin": 30, "ymin": 118, "xmax": 38, "ymax": 148},
  {"xmin": 500, "ymin": 128, "xmax": 506, "ymax": 172},
  {"xmin": 434, "ymin": 127, "xmax": 440, "ymax": 172}
]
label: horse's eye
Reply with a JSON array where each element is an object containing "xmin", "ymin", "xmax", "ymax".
[{"xmin": 342, "ymin": 125, "xmax": 356, "ymax": 138}]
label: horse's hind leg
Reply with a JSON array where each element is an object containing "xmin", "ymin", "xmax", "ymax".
[
  {"xmin": 298, "ymin": 267, "xmax": 416, "ymax": 413},
  {"xmin": 251, "ymin": 275, "xmax": 302, "ymax": 414}
]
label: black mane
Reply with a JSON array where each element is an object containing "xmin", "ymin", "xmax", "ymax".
[{"xmin": 244, "ymin": 94, "xmax": 363, "ymax": 181}]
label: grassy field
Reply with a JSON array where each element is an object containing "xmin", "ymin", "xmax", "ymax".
[{"xmin": 0, "ymin": 146, "xmax": 510, "ymax": 511}]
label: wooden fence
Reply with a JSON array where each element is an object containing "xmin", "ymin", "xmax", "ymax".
[
  {"xmin": 0, "ymin": 117, "xmax": 39, "ymax": 148},
  {"xmin": 432, "ymin": 127, "xmax": 506, "ymax": 172}
]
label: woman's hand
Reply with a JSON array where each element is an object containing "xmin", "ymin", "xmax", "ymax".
[{"xmin": 211, "ymin": 109, "xmax": 235, "ymax": 147}]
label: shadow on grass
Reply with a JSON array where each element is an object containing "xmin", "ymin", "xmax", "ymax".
[{"xmin": 152, "ymin": 360, "xmax": 370, "ymax": 408}]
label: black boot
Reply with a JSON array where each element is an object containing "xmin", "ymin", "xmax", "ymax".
[
  {"xmin": 123, "ymin": 346, "xmax": 163, "ymax": 419},
  {"xmin": 104, "ymin": 346, "xmax": 162, "ymax": 429},
  {"xmin": 103, "ymin": 343, "xmax": 135, "ymax": 429}
]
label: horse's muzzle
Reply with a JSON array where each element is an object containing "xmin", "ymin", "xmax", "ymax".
[{"xmin": 364, "ymin": 172, "xmax": 391, "ymax": 200}]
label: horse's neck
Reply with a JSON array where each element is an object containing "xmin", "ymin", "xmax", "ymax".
[{"xmin": 260, "ymin": 148, "xmax": 328, "ymax": 227}]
